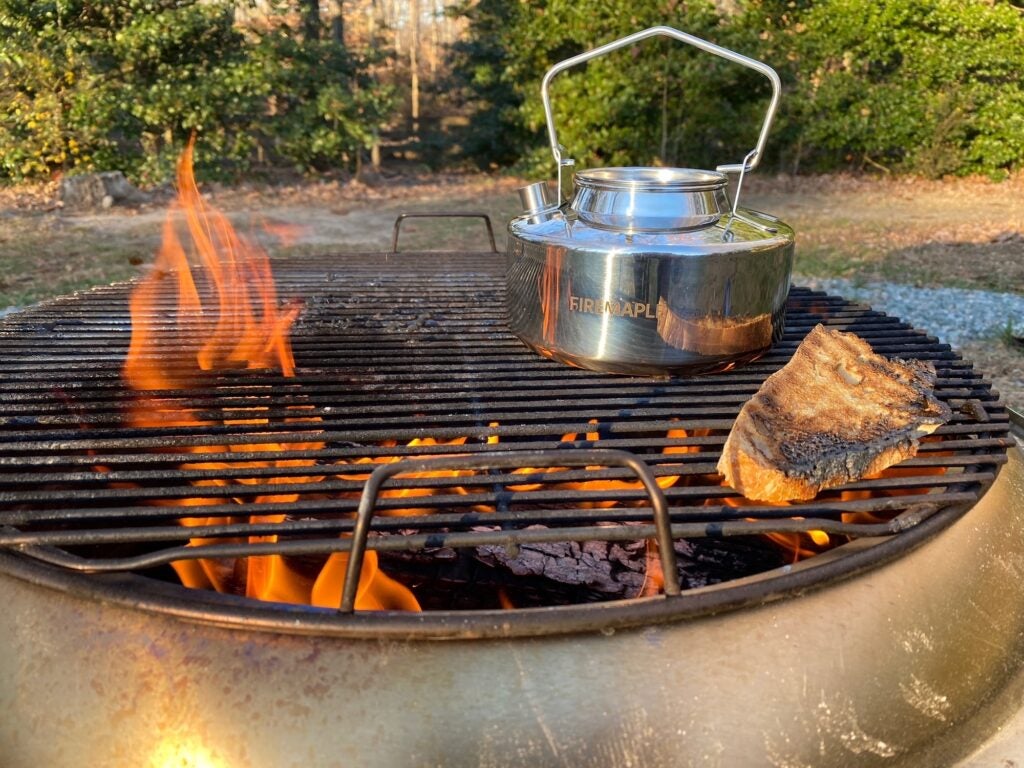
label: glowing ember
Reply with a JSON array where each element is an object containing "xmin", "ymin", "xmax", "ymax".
[{"xmin": 638, "ymin": 540, "xmax": 665, "ymax": 597}]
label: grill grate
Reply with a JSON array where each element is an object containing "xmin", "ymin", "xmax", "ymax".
[{"xmin": 0, "ymin": 253, "xmax": 1011, "ymax": 605}]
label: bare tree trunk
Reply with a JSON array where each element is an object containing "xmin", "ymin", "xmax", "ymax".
[
  {"xmin": 366, "ymin": 0, "xmax": 385, "ymax": 46},
  {"xmin": 429, "ymin": 0, "xmax": 440, "ymax": 77},
  {"xmin": 441, "ymin": 0, "xmax": 451, "ymax": 46},
  {"xmin": 302, "ymin": 0, "xmax": 320, "ymax": 41},
  {"xmin": 410, "ymin": 0, "xmax": 420, "ymax": 135},
  {"xmin": 371, "ymin": 128, "xmax": 381, "ymax": 170},
  {"xmin": 392, "ymin": 0, "xmax": 401, "ymax": 55},
  {"xmin": 331, "ymin": 0, "xmax": 344, "ymax": 45},
  {"xmin": 366, "ymin": 0, "xmax": 382, "ymax": 169}
]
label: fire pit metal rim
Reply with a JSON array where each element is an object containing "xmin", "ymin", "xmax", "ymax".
[{"xmin": 0, "ymin": 491, "xmax": 984, "ymax": 640}]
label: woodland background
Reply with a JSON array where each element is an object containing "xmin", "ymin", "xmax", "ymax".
[{"xmin": 2, "ymin": 0, "xmax": 1023, "ymax": 185}]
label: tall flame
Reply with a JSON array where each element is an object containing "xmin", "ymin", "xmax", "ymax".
[
  {"xmin": 124, "ymin": 142, "xmax": 296, "ymax": 391},
  {"xmin": 124, "ymin": 142, "xmax": 419, "ymax": 611}
]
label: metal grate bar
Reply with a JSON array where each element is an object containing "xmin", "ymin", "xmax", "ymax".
[
  {"xmin": 0, "ymin": 490, "xmax": 985, "ymax": 533},
  {"xmin": 0, "ymin": 416, "xmax": 1008, "ymax": 454},
  {"xmin": 0, "ymin": 491, "xmax": 984, "ymax": 542},
  {"xmin": 0, "ymin": 452, "xmax": 1003, "ymax": 488}
]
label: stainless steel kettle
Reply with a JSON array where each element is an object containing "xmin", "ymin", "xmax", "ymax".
[{"xmin": 506, "ymin": 26, "xmax": 795, "ymax": 376}]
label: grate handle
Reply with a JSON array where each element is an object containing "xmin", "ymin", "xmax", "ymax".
[
  {"xmin": 340, "ymin": 448, "xmax": 680, "ymax": 612},
  {"xmin": 390, "ymin": 212, "xmax": 498, "ymax": 254}
]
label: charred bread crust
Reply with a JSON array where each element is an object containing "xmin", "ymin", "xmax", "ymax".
[{"xmin": 717, "ymin": 324, "xmax": 952, "ymax": 502}]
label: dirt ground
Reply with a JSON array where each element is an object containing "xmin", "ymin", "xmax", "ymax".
[{"xmin": 1, "ymin": 171, "xmax": 1021, "ymax": 406}]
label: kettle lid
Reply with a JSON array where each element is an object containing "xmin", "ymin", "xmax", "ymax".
[
  {"xmin": 571, "ymin": 167, "xmax": 728, "ymax": 232},
  {"xmin": 576, "ymin": 167, "xmax": 725, "ymax": 191}
]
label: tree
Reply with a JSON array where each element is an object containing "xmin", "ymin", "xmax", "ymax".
[
  {"xmin": 746, "ymin": 0, "xmax": 1024, "ymax": 177},
  {"xmin": 447, "ymin": 0, "xmax": 1024, "ymax": 178},
  {"xmin": 446, "ymin": 0, "xmax": 773, "ymax": 175},
  {"xmin": 443, "ymin": 0, "xmax": 531, "ymax": 168},
  {"xmin": 0, "ymin": 0, "xmax": 396, "ymax": 181}
]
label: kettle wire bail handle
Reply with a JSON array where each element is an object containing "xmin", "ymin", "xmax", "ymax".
[
  {"xmin": 540, "ymin": 25, "xmax": 782, "ymax": 189},
  {"xmin": 722, "ymin": 148, "xmax": 760, "ymax": 239}
]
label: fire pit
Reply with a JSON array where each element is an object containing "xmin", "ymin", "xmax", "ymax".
[{"xmin": 1, "ymin": 248, "xmax": 1022, "ymax": 766}]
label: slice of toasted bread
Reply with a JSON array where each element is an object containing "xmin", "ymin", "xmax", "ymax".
[{"xmin": 717, "ymin": 324, "xmax": 952, "ymax": 502}]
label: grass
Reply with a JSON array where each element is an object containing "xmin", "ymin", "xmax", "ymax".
[
  {"xmin": 0, "ymin": 174, "xmax": 530, "ymax": 308},
  {"xmin": 352, "ymin": 193, "xmax": 522, "ymax": 255},
  {"xmin": 792, "ymin": 243, "xmax": 880, "ymax": 282},
  {"xmin": 1000, "ymin": 318, "xmax": 1024, "ymax": 349},
  {"xmin": 0, "ymin": 218, "xmax": 160, "ymax": 307},
  {"xmin": 744, "ymin": 174, "xmax": 1024, "ymax": 295},
  {"xmin": 4, "ymin": 173, "xmax": 1024, "ymax": 306},
  {"xmin": 785, "ymin": 225, "xmax": 1024, "ymax": 296}
]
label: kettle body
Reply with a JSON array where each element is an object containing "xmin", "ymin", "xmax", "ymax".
[
  {"xmin": 507, "ymin": 167, "xmax": 794, "ymax": 375},
  {"xmin": 505, "ymin": 26, "xmax": 793, "ymax": 376}
]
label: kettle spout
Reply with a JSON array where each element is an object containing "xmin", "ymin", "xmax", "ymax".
[{"xmin": 518, "ymin": 181, "xmax": 557, "ymax": 216}]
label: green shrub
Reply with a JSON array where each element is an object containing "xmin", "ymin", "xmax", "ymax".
[
  {"xmin": 0, "ymin": 0, "xmax": 395, "ymax": 183},
  {"xmin": 255, "ymin": 30, "xmax": 394, "ymax": 173},
  {"xmin": 445, "ymin": 0, "xmax": 532, "ymax": 169},
  {"xmin": 752, "ymin": 0, "xmax": 1024, "ymax": 177},
  {"xmin": 449, "ymin": 0, "xmax": 1024, "ymax": 178}
]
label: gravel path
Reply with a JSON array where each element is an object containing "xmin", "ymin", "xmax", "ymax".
[{"xmin": 800, "ymin": 278, "xmax": 1024, "ymax": 347}]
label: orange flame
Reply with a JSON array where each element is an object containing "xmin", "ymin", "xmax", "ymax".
[
  {"xmin": 124, "ymin": 142, "xmax": 419, "ymax": 611},
  {"xmin": 638, "ymin": 539, "xmax": 665, "ymax": 598},
  {"xmin": 497, "ymin": 588, "xmax": 517, "ymax": 610},
  {"xmin": 125, "ymin": 143, "xmax": 296, "ymax": 391},
  {"xmin": 719, "ymin": 441, "xmax": 950, "ymax": 563}
]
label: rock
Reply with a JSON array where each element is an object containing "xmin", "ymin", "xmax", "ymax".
[
  {"xmin": 356, "ymin": 167, "xmax": 384, "ymax": 187},
  {"xmin": 991, "ymin": 230, "xmax": 1023, "ymax": 244},
  {"xmin": 59, "ymin": 172, "xmax": 151, "ymax": 210}
]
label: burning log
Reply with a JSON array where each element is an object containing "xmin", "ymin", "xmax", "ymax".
[
  {"xmin": 375, "ymin": 527, "xmax": 786, "ymax": 604},
  {"xmin": 476, "ymin": 534, "xmax": 642, "ymax": 595},
  {"xmin": 475, "ymin": 533, "xmax": 786, "ymax": 596},
  {"xmin": 718, "ymin": 324, "xmax": 952, "ymax": 503}
]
